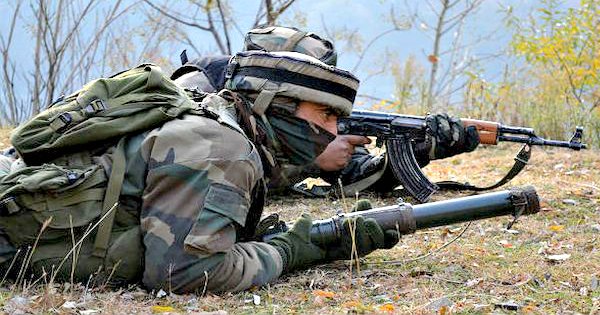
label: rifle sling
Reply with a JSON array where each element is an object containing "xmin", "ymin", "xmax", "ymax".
[
  {"xmin": 436, "ymin": 144, "xmax": 531, "ymax": 192},
  {"xmin": 341, "ymin": 154, "xmax": 389, "ymax": 197}
]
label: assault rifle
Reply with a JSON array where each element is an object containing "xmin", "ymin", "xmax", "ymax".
[
  {"xmin": 264, "ymin": 186, "xmax": 540, "ymax": 244},
  {"xmin": 338, "ymin": 110, "xmax": 587, "ymax": 203}
]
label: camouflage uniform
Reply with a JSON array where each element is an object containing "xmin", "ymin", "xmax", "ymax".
[{"xmin": 115, "ymin": 99, "xmax": 283, "ymax": 293}]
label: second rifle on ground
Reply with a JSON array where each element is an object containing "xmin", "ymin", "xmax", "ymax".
[{"xmin": 263, "ymin": 186, "xmax": 540, "ymax": 248}]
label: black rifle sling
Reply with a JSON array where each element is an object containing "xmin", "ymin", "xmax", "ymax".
[{"xmin": 435, "ymin": 144, "xmax": 531, "ymax": 192}]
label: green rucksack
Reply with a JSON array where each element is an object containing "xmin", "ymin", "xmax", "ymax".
[{"xmin": 0, "ymin": 63, "xmax": 199, "ymax": 284}]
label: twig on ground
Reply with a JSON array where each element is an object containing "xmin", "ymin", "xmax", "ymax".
[
  {"xmin": 370, "ymin": 222, "xmax": 472, "ymax": 265},
  {"xmin": 0, "ymin": 248, "xmax": 21, "ymax": 287}
]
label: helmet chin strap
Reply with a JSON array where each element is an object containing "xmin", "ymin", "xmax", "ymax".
[
  {"xmin": 252, "ymin": 88, "xmax": 281, "ymax": 153},
  {"xmin": 252, "ymin": 89, "xmax": 275, "ymax": 116}
]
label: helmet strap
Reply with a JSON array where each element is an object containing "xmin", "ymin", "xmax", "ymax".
[
  {"xmin": 252, "ymin": 89, "xmax": 275, "ymax": 116},
  {"xmin": 251, "ymin": 89, "xmax": 282, "ymax": 155}
]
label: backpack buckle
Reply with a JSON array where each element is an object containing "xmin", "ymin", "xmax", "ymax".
[
  {"xmin": 66, "ymin": 171, "xmax": 80, "ymax": 185},
  {"xmin": 85, "ymin": 99, "xmax": 107, "ymax": 114},
  {"xmin": 224, "ymin": 59, "xmax": 238, "ymax": 79},
  {"xmin": 50, "ymin": 112, "xmax": 73, "ymax": 133}
]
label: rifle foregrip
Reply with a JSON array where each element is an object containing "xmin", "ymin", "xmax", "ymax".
[{"xmin": 461, "ymin": 119, "xmax": 500, "ymax": 145}]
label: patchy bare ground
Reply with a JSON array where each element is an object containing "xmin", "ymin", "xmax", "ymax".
[{"xmin": 0, "ymin": 128, "xmax": 598, "ymax": 314}]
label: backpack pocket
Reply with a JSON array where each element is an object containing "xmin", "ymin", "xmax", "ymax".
[{"xmin": 0, "ymin": 163, "xmax": 107, "ymax": 246}]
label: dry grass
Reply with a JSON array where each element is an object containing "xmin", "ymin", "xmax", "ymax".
[
  {"xmin": 0, "ymin": 132, "xmax": 598, "ymax": 314},
  {"xmin": 0, "ymin": 128, "xmax": 10, "ymax": 150}
]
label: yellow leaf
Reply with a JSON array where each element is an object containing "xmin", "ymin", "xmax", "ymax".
[
  {"xmin": 151, "ymin": 305, "xmax": 178, "ymax": 313},
  {"xmin": 379, "ymin": 303, "xmax": 395, "ymax": 312},
  {"xmin": 549, "ymin": 225, "xmax": 565, "ymax": 232},
  {"xmin": 312, "ymin": 290, "xmax": 335, "ymax": 299},
  {"xmin": 343, "ymin": 300, "xmax": 362, "ymax": 308}
]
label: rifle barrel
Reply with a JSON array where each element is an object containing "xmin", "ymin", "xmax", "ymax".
[{"xmin": 412, "ymin": 187, "xmax": 538, "ymax": 229}]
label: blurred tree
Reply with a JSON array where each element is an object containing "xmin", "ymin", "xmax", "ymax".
[
  {"xmin": 0, "ymin": 1, "xmax": 138, "ymax": 125},
  {"xmin": 505, "ymin": 0, "xmax": 599, "ymax": 145},
  {"xmin": 405, "ymin": 0, "xmax": 488, "ymax": 111},
  {"xmin": 0, "ymin": 0, "xmax": 296, "ymax": 126},
  {"xmin": 142, "ymin": 0, "xmax": 296, "ymax": 56},
  {"xmin": 511, "ymin": 0, "xmax": 599, "ymax": 113}
]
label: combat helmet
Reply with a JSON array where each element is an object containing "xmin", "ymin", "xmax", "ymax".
[
  {"xmin": 171, "ymin": 26, "xmax": 338, "ymax": 92},
  {"xmin": 224, "ymin": 50, "xmax": 359, "ymax": 117},
  {"xmin": 244, "ymin": 25, "xmax": 337, "ymax": 66}
]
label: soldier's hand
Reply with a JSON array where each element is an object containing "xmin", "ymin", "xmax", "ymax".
[
  {"xmin": 352, "ymin": 199, "xmax": 373, "ymax": 212},
  {"xmin": 425, "ymin": 113, "xmax": 480, "ymax": 160},
  {"xmin": 315, "ymin": 135, "xmax": 371, "ymax": 171},
  {"xmin": 267, "ymin": 214, "xmax": 326, "ymax": 272},
  {"xmin": 325, "ymin": 216, "xmax": 400, "ymax": 261}
]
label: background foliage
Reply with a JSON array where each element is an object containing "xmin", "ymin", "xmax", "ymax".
[{"xmin": 0, "ymin": 0, "xmax": 598, "ymax": 146}]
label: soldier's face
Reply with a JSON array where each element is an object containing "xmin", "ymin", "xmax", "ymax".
[{"xmin": 294, "ymin": 101, "xmax": 338, "ymax": 135}]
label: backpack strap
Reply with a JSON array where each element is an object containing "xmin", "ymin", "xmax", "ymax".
[
  {"xmin": 92, "ymin": 138, "xmax": 127, "ymax": 259},
  {"xmin": 436, "ymin": 144, "xmax": 531, "ymax": 192}
]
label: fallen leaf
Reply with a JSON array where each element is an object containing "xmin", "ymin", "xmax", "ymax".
[
  {"xmin": 152, "ymin": 305, "xmax": 178, "ymax": 313},
  {"xmin": 156, "ymin": 289, "xmax": 168, "ymax": 298},
  {"xmin": 378, "ymin": 303, "xmax": 395, "ymax": 312},
  {"xmin": 61, "ymin": 301, "xmax": 77, "ymax": 309},
  {"xmin": 522, "ymin": 304, "xmax": 538, "ymax": 313},
  {"xmin": 465, "ymin": 278, "xmax": 483, "ymax": 287},
  {"xmin": 549, "ymin": 225, "xmax": 565, "ymax": 232},
  {"xmin": 342, "ymin": 301, "xmax": 372, "ymax": 312},
  {"xmin": 342, "ymin": 301, "xmax": 362, "ymax": 308},
  {"xmin": 545, "ymin": 254, "xmax": 571, "ymax": 262},
  {"xmin": 427, "ymin": 297, "xmax": 453, "ymax": 311},
  {"xmin": 312, "ymin": 290, "xmax": 335, "ymax": 299},
  {"xmin": 302, "ymin": 178, "xmax": 329, "ymax": 190}
]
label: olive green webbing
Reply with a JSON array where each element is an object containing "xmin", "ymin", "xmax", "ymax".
[{"xmin": 92, "ymin": 138, "xmax": 127, "ymax": 259}]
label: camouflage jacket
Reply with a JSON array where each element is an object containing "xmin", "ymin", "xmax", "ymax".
[{"xmin": 115, "ymin": 95, "xmax": 283, "ymax": 293}]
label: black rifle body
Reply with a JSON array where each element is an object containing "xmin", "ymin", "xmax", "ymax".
[
  {"xmin": 340, "ymin": 110, "xmax": 587, "ymax": 150},
  {"xmin": 337, "ymin": 110, "xmax": 586, "ymax": 203}
]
